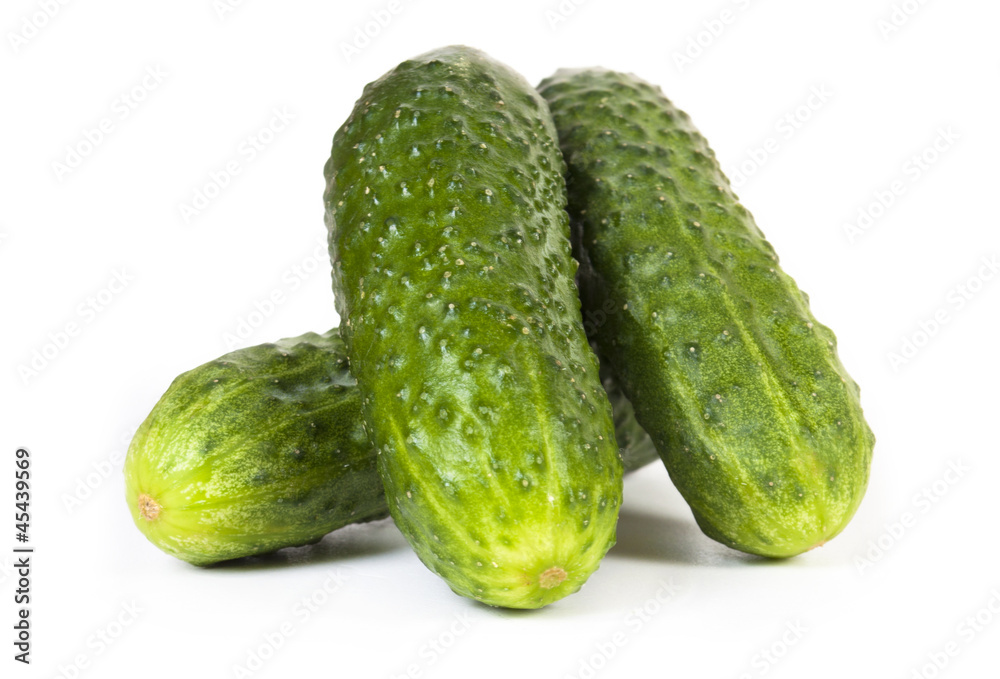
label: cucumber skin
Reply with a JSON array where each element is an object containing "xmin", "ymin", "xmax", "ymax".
[
  {"xmin": 325, "ymin": 47, "xmax": 622, "ymax": 608},
  {"xmin": 124, "ymin": 330, "xmax": 387, "ymax": 566},
  {"xmin": 539, "ymin": 69, "xmax": 874, "ymax": 558},
  {"xmin": 600, "ymin": 345, "xmax": 658, "ymax": 472}
]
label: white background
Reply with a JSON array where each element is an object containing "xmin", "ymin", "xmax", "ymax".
[{"xmin": 2, "ymin": 0, "xmax": 998, "ymax": 677}]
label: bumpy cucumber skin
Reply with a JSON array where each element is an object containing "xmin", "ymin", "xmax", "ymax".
[
  {"xmin": 124, "ymin": 330, "xmax": 387, "ymax": 566},
  {"xmin": 325, "ymin": 47, "xmax": 622, "ymax": 608},
  {"xmin": 539, "ymin": 69, "xmax": 874, "ymax": 558}
]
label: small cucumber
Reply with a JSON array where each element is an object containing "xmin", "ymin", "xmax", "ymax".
[
  {"xmin": 124, "ymin": 330, "xmax": 387, "ymax": 566},
  {"xmin": 325, "ymin": 47, "xmax": 623, "ymax": 608},
  {"xmin": 539, "ymin": 69, "xmax": 874, "ymax": 557}
]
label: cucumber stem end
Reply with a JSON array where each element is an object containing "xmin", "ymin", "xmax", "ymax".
[
  {"xmin": 138, "ymin": 493, "xmax": 162, "ymax": 521},
  {"xmin": 538, "ymin": 567, "xmax": 567, "ymax": 589}
]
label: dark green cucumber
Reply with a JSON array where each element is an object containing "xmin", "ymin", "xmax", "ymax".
[
  {"xmin": 325, "ymin": 46, "xmax": 622, "ymax": 608},
  {"xmin": 600, "ymin": 345, "xmax": 658, "ymax": 472},
  {"xmin": 539, "ymin": 69, "xmax": 874, "ymax": 557},
  {"xmin": 124, "ymin": 330, "xmax": 387, "ymax": 566}
]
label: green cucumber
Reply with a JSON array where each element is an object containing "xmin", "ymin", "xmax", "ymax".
[
  {"xmin": 600, "ymin": 345, "xmax": 658, "ymax": 472},
  {"xmin": 539, "ymin": 69, "xmax": 874, "ymax": 557},
  {"xmin": 325, "ymin": 46, "xmax": 623, "ymax": 608},
  {"xmin": 124, "ymin": 330, "xmax": 387, "ymax": 566}
]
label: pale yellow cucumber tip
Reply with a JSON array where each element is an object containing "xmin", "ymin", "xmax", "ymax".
[
  {"xmin": 538, "ymin": 567, "xmax": 568, "ymax": 589},
  {"xmin": 138, "ymin": 493, "xmax": 162, "ymax": 521}
]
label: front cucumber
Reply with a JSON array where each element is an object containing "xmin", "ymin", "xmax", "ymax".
[
  {"xmin": 539, "ymin": 69, "xmax": 874, "ymax": 558},
  {"xmin": 325, "ymin": 47, "xmax": 623, "ymax": 608}
]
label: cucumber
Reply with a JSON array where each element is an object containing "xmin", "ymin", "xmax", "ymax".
[
  {"xmin": 539, "ymin": 69, "xmax": 874, "ymax": 557},
  {"xmin": 600, "ymin": 346, "xmax": 658, "ymax": 472},
  {"xmin": 124, "ymin": 330, "xmax": 387, "ymax": 566},
  {"xmin": 325, "ymin": 46, "xmax": 623, "ymax": 608}
]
